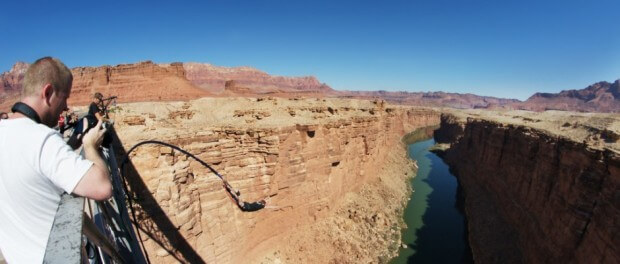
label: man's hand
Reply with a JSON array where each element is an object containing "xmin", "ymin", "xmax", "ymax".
[
  {"xmin": 73, "ymin": 119, "xmax": 112, "ymax": 200},
  {"xmin": 82, "ymin": 119, "xmax": 106, "ymax": 149}
]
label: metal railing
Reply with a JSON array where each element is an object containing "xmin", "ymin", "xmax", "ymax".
[{"xmin": 43, "ymin": 143, "xmax": 147, "ymax": 263}]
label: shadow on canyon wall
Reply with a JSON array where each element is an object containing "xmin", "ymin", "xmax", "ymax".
[{"xmin": 109, "ymin": 127, "xmax": 206, "ymax": 264}]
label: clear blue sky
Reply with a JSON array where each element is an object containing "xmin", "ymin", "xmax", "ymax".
[{"xmin": 1, "ymin": 0, "xmax": 619, "ymax": 100}]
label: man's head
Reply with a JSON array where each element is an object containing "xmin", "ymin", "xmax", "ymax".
[
  {"xmin": 0, "ymin": 112, "xmax": 8, "ymax": 119},
  {"xmin": 21, "ymin": 57, "xmax": 73, "ymax": 127},
  {"xmin": 93, "ymin": 92, "xmax": 103, "ymax": 103}
]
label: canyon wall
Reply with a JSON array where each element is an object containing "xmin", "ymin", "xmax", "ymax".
[
  {"xmin": 112, "ymin": 97, "xmax": 439, "ymax": 263},
  {"xmin": 435, "ymin": 112, "xmax": 619, "ymax": 263}
]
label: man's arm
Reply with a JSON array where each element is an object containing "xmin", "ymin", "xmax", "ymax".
[{"xmin": 72, "ymin": 120, "xmax": 112, "ymax": 200}]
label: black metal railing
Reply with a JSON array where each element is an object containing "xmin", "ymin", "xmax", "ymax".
[{"xmin": 43, "ymin": 143, "xmax": 147, "ymax": 264}]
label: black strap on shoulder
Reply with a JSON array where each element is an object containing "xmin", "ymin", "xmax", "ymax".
[{"xmin": 11, "ymin": 102, "xmax": 42, "ymax": 124}]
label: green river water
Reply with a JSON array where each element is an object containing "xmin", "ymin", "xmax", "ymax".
[{"xmin": 389, "ymin": 139, "xmax": 472, "ymax": 264}]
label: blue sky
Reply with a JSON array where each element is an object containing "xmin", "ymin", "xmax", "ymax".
[{"xmin": 1, "ymin": 0, "xmax": 618, "ymax": 100}]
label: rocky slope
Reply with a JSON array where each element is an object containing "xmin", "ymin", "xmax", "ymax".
[
  {"xmin": 434, "ymin": 110, "xmax": 619, "ymax": 263},
  {"xmin": 111, "ymin": 97, "xmax": 439, "ymax": 263},
  {"xmin": 515, "ymin": 80, "xmax": 620, "ymax": 113}
]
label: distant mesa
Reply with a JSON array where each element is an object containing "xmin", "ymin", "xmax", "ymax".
[
  {"xmin": 183, "ymin": 62, "xmax": 333, "ymax": 95},
  {"xmin": 0, "ymin": 60, "xmax": 618, "ymax": 113}
]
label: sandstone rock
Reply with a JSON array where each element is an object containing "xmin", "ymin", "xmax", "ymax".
[
  {"xmin": 122, "ymin": 115, "xmax": 146, "ymax": 126},
  {"xmin": 437, "ymin": 112, "xmax": 620, "ymax": 263},
  {"xmin": 112, "ymin": 97, "xmax": 440, "ymax": 263}
]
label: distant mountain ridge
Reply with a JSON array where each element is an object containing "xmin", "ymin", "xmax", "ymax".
[
  {"xmin": 181, "ymin": 62, "xmax": 519, "ymax": 108},
  {"xmin": 1, "ymin": 60, "xmax": 617, "ymax": 112},
  {"xmin": 516, "ymin": 80, "xmax": 619, "ymax": 112},
  {"xmin": 335, "ymin": 90, "xmax": 519, "ymax": 109}
]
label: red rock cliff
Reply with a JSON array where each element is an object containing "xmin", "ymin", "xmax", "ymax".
[
  {"xmin": 436, "ymin": 113, "xmax": 619, "ymax": 263},
  {"xmin": 70, "ymin": 61, "xmax": 209, "ymax": 105}
]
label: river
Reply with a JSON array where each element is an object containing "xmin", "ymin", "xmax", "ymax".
[{"xmin": 390, "ymin": 139, "xmax": 472, "ymax": 263}]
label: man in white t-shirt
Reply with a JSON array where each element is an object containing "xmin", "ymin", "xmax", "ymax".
[{"xmin": 0, "ymin": 57, "xmax": 112, "ymax": 263}]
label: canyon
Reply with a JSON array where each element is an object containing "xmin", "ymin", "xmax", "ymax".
[
  {"xmin": 1, "ymin": 59, "xmax": 618, "ymax": 263},
  {"xmin": 434, "ymin": 110, "xmax": 619, "ymax": 263},
  {"xmin": 111, "ymin": 97, "xmax": 439, "ymax": 263}
]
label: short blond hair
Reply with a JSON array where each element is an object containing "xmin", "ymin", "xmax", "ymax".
[{"xmin": 22, "ymin": 57, "xmax": 73, "ymax": 97}]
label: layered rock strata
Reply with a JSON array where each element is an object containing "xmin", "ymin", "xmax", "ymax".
[
  {"xmin": 112, "ymin": 97, "xmax": 439, "ymax": 263},
  {"xmin": 70, "ymin": 61, "xmax": 208, "ymax": 105},
  {"xmin": 183, "ymin": 62, "xmax": 333, "ymax": 95},
  {"xmin": 435, "ymin": 110, "xmax": 619, "ymax": 263}
]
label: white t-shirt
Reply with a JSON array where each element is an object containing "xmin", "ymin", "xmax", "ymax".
[{"xmin": 0, "ymin": 118, "xmax": 93, "ymax": 263}]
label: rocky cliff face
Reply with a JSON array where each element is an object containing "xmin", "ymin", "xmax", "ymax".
[
  {"xmin": 435, "ymin": 111, "xmax": 619, "ymax": 263},
  {"xmin": 516, "ymin": 80, "xmax": 620, "ymax": 113},
  {"xmin": 69, "ymin": 61, "xmax": 208, "ymax": 105},
  {"xmin": 112, "ymin": 97, "xmax": 439, "ymax": 263},
  {"xmin": 183, "ymin": 62, "xmax": 333, "ymax": 95}
]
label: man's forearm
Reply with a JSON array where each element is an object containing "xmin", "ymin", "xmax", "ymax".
[{"xmin": 83, "ymin": 145, "xmax": 110, "ymax": 179}]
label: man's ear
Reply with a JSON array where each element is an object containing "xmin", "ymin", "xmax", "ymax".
[{"xmin": 42, "ymin": 84, "xmax": 54, "ymax": 105}]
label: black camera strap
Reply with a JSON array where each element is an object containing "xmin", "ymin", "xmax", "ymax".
[{"xmin": 11, "ymin": 102, "xmax": 42, "ymax": 124}]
